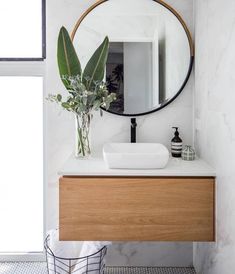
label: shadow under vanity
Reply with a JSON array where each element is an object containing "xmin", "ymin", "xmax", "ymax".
[{"xmin": 58, "ymin": 0, "xmax": 216, "ymax": 244}]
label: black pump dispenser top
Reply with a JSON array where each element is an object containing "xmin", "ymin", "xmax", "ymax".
[
  {"xmin": 172, "ymin": 127, "xmax": 180, "ymax": 138},
  {"xmin": 171, "ymin": 127, "xmax": 183, "ymax": 157}
]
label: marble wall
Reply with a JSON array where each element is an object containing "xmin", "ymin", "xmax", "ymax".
[
  {"xmin": 194, "ymin": 0, "xmax": 235, "ymax": 273},
  {"xmin": 45, "ymin": 0, "xmax": 194, "ymax": 266}
]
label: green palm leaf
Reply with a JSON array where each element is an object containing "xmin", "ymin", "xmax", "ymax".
[
  {"xmin": 57, "ymin": 26, "xmax": 81, "ymax": 89},
  {"xmin": 83, "ymin": 36, "xmax": 109, "ymax": 89}
]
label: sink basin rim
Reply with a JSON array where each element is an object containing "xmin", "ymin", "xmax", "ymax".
[
  {"xmin": 103, "ymin": 143, "xmax": 168, "ymax": 153},
  {"xmin": 103, "ymin": 143, "xmax": 169, "ymax": 169}
]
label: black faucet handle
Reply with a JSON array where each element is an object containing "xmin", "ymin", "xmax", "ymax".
[
  {"xmin": 131, "ymin": 118, "xmax": 137, "ymax": 128},
  {"xmin": 130, "ymin": 118, "xmax": 137, "ymax": 143}
]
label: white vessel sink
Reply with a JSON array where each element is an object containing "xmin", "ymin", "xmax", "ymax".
[{"xmin": 103, "ymin": 143, "xmax": 169, "ymax": 169}]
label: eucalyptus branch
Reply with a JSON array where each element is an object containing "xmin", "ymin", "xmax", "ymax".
[{"xmin": 47, "ymin": 75, "xmax": 116, "ymax": 116}]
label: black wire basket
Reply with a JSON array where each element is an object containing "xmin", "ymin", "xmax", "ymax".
[{"xmin": 44, "ymin": 235, "xmax": 107, "ymax": 274}]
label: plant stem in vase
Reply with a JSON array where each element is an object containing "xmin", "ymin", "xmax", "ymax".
[{"xmin": 75, "ymin": 113, "xmax": 91, "ymax": 158}]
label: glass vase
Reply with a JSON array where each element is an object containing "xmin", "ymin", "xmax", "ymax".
[{"xmin": 75, "ymin": 113, "xmax": 91, "ymax": 159}]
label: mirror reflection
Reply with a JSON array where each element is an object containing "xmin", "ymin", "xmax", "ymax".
[{"xmin": 73, "ymin": 0, "xmax": 193, "ymax": 116}]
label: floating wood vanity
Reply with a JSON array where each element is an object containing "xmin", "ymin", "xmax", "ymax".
[{"xmin": 59, "ymin": 157, "xmax": 215, "ymax": 242}]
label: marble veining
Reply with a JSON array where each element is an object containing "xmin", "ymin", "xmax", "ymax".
[
  {"xmin": 106, "ymin": 242, "xmax": 193, "ymax": 267},
  {"xmin": 194, "ymin": 0, "xmax": 235, "ymax": 273}
]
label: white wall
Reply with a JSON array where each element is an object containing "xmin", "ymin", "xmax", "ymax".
[
  {"xmin": 194, "ymin": 0, "xmax": 235, "ymax": 273},
  {"xmin": 46, "ymin": 0, "xmax": 194, "ymax": 266},
  {"xmin": 164, "ymin": 14, "xmax": 191, "ymax": 100},
  {"xmin": 124, "ymin": 42, "xmax": 153, "ymax": 114}
]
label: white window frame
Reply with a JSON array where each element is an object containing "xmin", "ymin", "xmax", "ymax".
[{"xmin": 0, "ymin": 0, "xmax": 46, "ymax": 262}]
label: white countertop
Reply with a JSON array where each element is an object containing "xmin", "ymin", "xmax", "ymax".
[{"xmin": 58, "ymin": 155, "xmax": 216, "ymax": 177}]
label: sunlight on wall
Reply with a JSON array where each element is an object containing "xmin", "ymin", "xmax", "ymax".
[{"xmin": 0, "ymin": 77, "xmax": 43, "ymax": 252}]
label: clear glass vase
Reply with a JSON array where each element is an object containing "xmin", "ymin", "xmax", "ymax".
[{"xmin": 75, "ymin": 113, "xmax": 91, "ymax": 159}]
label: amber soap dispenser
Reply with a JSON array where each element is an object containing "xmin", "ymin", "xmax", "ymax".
[{"xmin": 171, "ymin": 127, "xmax": 183, "ymax": 157}]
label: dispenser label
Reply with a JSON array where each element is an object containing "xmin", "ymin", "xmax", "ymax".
[{"xmin": 171, "ymin": 142, "xmax": 183, "ymax": 154}]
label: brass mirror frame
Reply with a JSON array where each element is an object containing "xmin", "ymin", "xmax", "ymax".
[{"xmin": 71, "ymin": 0, "xmax": 194, "ymax": 117}]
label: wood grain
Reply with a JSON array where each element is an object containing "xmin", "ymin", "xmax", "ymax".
[{"xmin": 59, "ymin": 177, "xmax": 215, "ymax": 241}]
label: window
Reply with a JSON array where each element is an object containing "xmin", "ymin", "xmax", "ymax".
[
  {"xmin": 0, "ymin": 77, "xmax": 43, "ymax": 253},
  {"xmin": 0, "ymin": 0, "xmax": 45, "ymax": 261},
  {"xmin": 0, "ymin": 0, "xmax": 46, "ymax": 60}
]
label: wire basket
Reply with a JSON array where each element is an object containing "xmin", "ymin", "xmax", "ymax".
[{"xmin": 44, "ymin": 235, "xmax": 107, "ymax": 274}]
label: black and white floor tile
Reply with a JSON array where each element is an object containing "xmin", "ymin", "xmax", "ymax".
[
  {"xmin": 106, "ymin": 267, "xmax": 196, "ymax": 274},
  {"xmin": 0, "ymin": 263, "xmax": 196, "ymax": 274}
]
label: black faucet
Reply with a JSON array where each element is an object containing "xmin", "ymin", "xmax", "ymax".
[{"xmin": 130, "ymin": 118, "xmax": 137, "ymax": 143}]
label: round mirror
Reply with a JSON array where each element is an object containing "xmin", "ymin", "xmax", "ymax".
[{"xmin": 72, "ymin": 0, "xmax": 194, "ymax": 116}]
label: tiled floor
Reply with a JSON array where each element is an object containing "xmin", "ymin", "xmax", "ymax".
[
  {"xmin": 0, "ymin": 262, "xmax": 47, "ymax": 274},
  {"xmin": 106, "ymin": 267, "xmax": 196, "ymax": 274},
  {"xmin": 0, "ymin": 263, "xmax": 196, "ymax": 274}
]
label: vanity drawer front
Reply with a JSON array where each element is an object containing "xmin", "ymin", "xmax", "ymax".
[{"xmin": 59, "ymin": 177, "xmax": 215, "ymax": 241}]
